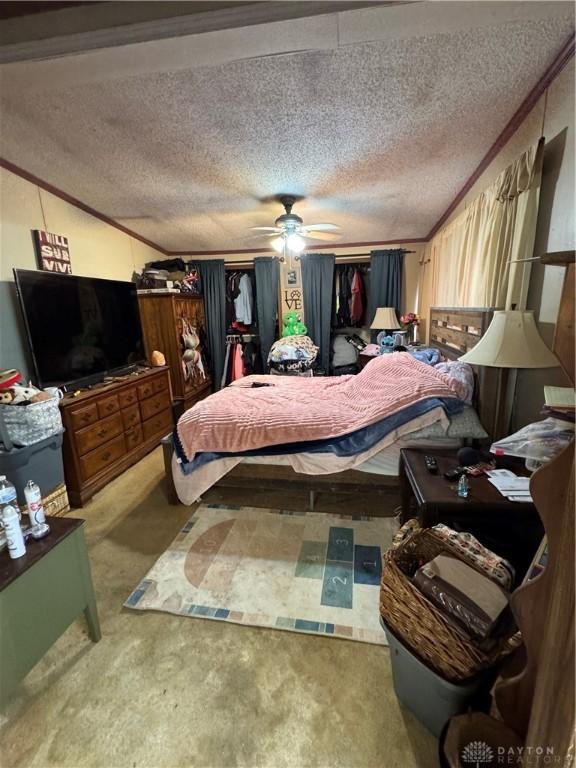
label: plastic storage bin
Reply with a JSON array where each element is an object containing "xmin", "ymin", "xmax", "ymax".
[
  {"xmin": 0, "ymin": 431, "xmax": 65, "ymax": 506},
  {"xmin": 381, "ymin": 618, "xmax": 494, "ymax": 738}
]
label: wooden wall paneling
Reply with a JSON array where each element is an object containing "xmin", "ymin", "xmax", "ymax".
[
  {"xmin": 553, "ymin": 262, "xmax": 575, "ymax": 384},
  {"xmin": 493, "ymin": 443, "xmax": 575, "ymax": 752}
]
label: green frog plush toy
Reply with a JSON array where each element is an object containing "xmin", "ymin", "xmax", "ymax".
[{"xmin": 281, "ymin": 311, "xmax": 308, "ymax": 337}]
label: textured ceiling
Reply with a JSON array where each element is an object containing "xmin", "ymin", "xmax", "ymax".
[{"xmin": 0, "ymin": 2, "xmax": 574, "ymax": 252}]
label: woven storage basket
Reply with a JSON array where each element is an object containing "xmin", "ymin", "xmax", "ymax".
[
  {"xmin": 43, "ymin": 484, "xmax": 70, "ymax": 517},
  {"xmin": 380, "ymin": 520, "xmax": 520, "ymax": 682}
]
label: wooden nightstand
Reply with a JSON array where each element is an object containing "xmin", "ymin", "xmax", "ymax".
[{"xmin": 399, "ymin": 448, "xmax": 544, "ymax": 583}]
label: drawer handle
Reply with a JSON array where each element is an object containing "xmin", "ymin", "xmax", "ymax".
[
  {"xmin": 101, "ymin": 451, "xmax": 112, "ymax": 461},
  {"xmin": 97, "ymin": 429, "xmax": 107, "ymax": 438},
  {"xmin": 105, "ymin": 403, "xmax": 114, "ymax": 411}
]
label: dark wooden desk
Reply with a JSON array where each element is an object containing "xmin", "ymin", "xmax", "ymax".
[
  {"xmin": 0, "ymin": 517, "xmax": 100, "ymax": 708},
  {"xmin": 399, "ymin": 448, "xmax": 544, "ymax": 583}
]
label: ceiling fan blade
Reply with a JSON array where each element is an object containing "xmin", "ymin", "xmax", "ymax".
[
  {"xmin": 303, "ymin": 231, "xmax": 342, "ymax": 242},
  {"xmin": 301, "ymin": 223, "xmax": 341, "ymax": 232},
  {"xmin": 249, "ymin": 226, "xmax": 282, "ymax": 232}
]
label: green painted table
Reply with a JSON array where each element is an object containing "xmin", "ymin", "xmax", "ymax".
[{"xmin": 0, "ymin": 517, "xmax": 100, "ymax": 708}]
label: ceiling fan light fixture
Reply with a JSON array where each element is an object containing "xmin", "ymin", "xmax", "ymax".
[
  {"xmin": 286, "ymin": 233, "xmax": 305, "ymax": 253},
  {"xmin": 271, "ymin": 236, "xmax": 285, "ymax": 253}
]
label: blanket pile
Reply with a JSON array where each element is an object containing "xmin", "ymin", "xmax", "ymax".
[{"xmin": 176, "ymin": 353, "xmax": 462, "ymax": 463}]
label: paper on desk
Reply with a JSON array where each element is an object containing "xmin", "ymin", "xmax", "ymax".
[{"xmin": 486, "ymin": 469, "xmax": 532, "ymax": 501}]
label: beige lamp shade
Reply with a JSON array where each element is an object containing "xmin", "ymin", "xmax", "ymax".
[
  {"xmin": 371, "ymin": 307, "xmax": 400, "ymax": 330},
  {"xmin": 459, "ymin": 310, "xmax": 559, "ymax": 368}
]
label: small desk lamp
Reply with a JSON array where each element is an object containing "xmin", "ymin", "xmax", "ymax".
[{"xmin": 459, "ymin": 309, "xmax": 559, "ymax": 438}]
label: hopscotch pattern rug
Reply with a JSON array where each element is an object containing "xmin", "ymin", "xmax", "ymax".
[{"xmin": 125, "ymin": 505, "xmax": 397, "ymax": 645}]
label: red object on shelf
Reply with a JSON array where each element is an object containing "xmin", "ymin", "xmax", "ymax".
[{"xmin": 0, "ymin": 370, "xmax": 21, "ymax": 389}]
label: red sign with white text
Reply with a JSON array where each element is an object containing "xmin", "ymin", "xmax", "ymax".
[{"xmin": 33, "ymin": 230, "xmax": 72, "ymax": 274}]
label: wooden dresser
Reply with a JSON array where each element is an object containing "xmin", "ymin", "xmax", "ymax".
[
  {"xmin": 138, "ymin": 294, "xmax": 211, "ymax": 414},
  {"xmin": 60, "ymin": 367, "xmax": 173, "ymax": 507}
]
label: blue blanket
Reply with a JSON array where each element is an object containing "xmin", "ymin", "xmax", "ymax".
[{"xmin": 175, "ymin": 397, "xmax": 463, "ymax": 475}]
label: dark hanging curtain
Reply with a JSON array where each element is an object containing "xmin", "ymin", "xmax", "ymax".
[
  {"xmin": 368, "ymin": 249, "xmax": 404, "ymax": 339},
  {"xmin": 300, "ymin": 253, "xmax": 335, "ymax": 372},
  {"xmin": 198, "ymin": 260, "xmax": 226, "ymax": 389},
  {"xmin": 254, "ymin": 256, "xmax": 279, "ymax": 369}
]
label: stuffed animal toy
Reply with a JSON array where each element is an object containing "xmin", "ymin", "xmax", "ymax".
[
  {"xmin": 0, "ymin": 390, "xmax": 14, "ymax": 404},
  {"xmin": 5, "ymin": 384, "xmax": 41, "ymax": 405},
  {"xmin": 282, "ymin": 311, "xmax": 308, "ymax": 338}
]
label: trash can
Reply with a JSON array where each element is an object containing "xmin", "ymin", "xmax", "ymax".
[
  {"xmin": 0, "ymin": 431, "xmax": 65, "ymax": 506},
  {"xmin": 381, "ymin": 617, "xmax": 495, "ymax": 738}
]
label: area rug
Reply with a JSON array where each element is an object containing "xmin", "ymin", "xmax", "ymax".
[{"xmin": 125, "ymin": 504, "xmax": 397, "ymax": 645}]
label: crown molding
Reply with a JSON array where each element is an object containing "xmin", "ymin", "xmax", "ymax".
[
  {"xmin": 427, "ymin": 33, "xmax": 575, "ymax": 240},
  {"xmin": 0, "ymin": 157, "xmax": 168, "ymax": 255},
  {"xmin": 2, "ymin": 33, "xmax": 573, "ymax": 258},
  {"xmin": 168, "ymin": 239, "xmax": 427, "ymax": 257}
]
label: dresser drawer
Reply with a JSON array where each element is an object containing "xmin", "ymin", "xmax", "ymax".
[
  {"xmin": 77, "ymin": 413, "xmax": 123, "ymax": 455},
  {"xmin": 118, "ymin": 387, "xmax": 138, "ymax": 408},
  {"xmin": 137, "ymin": 381, "xmax": 156, "ymax": 400},
  {"xmin": 152, "ymin": 375, "xmax": 167, "ymax": 394},
  {"xmin": 142, "ymin": 409, "xmax": 172, "ymax": 441},
  {"xmin": 122, "ymin": 404, "xmax": 141, "ymax": 431},
  {"xmin": 125, "ymin": 424, "xmax": 143, "ymax": 450},
  {"xmin": 69, "ymin": 403, "xmax": 99, "ymax": 430},
  {"xmin": 140, "ymin": 391, "xmax": 171, "ymax": 421},
  {"xmin": 80, "ymin": 434, "xmax": 125, "ymax": 481},
  {"xmin": 97, "ymin": 395, "xmax": 120, "ymax": 419}
]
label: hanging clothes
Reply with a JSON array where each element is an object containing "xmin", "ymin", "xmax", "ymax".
[
  {"xmin": 231, "ymin": 343, "xmax": 244, "ymax": 381},
  {"xmin": 349, "ymin": 268, "xmax": 366, "ymax": 326},
  {"xmin": 234, "ymin": 273, "xmax": 253, "ymax": 326}
]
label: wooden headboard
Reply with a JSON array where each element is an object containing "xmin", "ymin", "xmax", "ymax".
[
  {"xmin": 429, "ymin": 307, "xmax": 494, "ymax": 358},
  {"xmin": 429, "ymin": 307, "xmax": 498, "ymax": 438}
]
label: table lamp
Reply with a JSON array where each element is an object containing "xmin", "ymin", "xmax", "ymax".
[
  {"xmin": 371, "ymin": 307, "xmax": 402, "ymax": 349},
  {"xmin": 459, "ymin": 310, "xmax": 559, "ymax": 438},
  {"xmin": 371, "ymin": 307, "xmax": 401, "ymax": 333}
]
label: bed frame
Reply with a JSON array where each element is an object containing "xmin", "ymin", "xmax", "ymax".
[{"xmin": 163, "ymin": 308, "xmax": 496, "ymax": 507}]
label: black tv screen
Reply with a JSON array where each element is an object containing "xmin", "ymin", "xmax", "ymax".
[{"xmin": 14, "ymin": 269, "xmax": 146, "ymax": 389}]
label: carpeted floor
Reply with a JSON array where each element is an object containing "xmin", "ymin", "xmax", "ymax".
[{"xmin": 0, "ymin": 448, "xmax": 439, "ymax": 768}]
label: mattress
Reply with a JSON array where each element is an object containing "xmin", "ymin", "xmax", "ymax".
[
  {"xmin": 238, "ymin": 436, "xmax": 462, "ymax": 475},
  {"xmin": 172, "ymin": 432, "xmax": 463, "ymax": 505}
]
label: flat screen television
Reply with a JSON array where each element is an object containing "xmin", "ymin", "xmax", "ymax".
[{"xmin": 14, "ymin": 269, "xmax": 146, "ymax": 389}]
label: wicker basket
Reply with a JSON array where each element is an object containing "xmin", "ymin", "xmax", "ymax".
[
  {"xmin": 380, "ymin": 520, "xmax": 520, "ymax": 682},
  {"xmin": 42, "ymin": 484, "xmax": 70, "ymax": 517}
]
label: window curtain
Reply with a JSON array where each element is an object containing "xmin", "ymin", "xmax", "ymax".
[
  {"xmin": 198, "ymin": 260, "xmax": 226, "ymax": 390},
  {"xmin": 300, "ymin": 253, "xmax": 335, "ymax": 372},
  {"xmin": 368, "ymin": 249, "xmax": 404, "ymax": 339},
  {"xmin": 426, "ymin": 139, "xmax": 544, "ymax": 312},
  {"xmin": 254, "ymin": 256, "xmax": 279, "ymax": 369}
]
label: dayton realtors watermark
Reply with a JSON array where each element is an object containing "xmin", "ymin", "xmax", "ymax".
[{"xmin": 461, "ymin": 740, "xmax": 565, "ymax": 767}]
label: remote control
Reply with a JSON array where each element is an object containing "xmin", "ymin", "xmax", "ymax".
[{"xmin": 424, "ymin": 455, "xmax": 438, "ymax": 473}]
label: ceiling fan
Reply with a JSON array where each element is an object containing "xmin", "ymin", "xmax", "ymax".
[{"xmin": 249, "ymin": 195, "xmax": 341, "ymax": 254}]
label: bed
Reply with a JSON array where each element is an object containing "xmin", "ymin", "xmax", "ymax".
[{"xmin": 164, "ymin": 308, "xmax": 496, "ymax": 507}]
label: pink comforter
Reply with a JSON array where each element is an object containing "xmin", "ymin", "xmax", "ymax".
[{"xmin": 176, "ymin": 352, "xmax": 461, "ymax": 462}]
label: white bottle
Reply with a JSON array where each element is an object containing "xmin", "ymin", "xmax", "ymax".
[
  {"xmin": 24, "ymin": 480, "xmax": 50, "ymax": 538},
  {"xmin": 2, "ymin": 504, "xmax": 26, "ymax": 559},
  {"xmin": 0, "ymin": 475, "xmax": 18, "ymax": 516}
]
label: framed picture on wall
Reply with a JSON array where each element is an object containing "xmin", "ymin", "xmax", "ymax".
[
  {"xmin": 32, "ymin": 230, "xmax": 72, "ymax": 274},
  {"xmin": 286, "ymin": 269, "xmax": 299, "ymax": 286}
]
